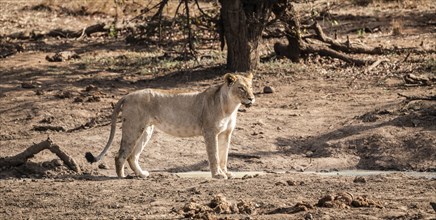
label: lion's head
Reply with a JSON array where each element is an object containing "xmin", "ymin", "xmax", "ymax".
[{"xmin": 224, "ymin": 72, "xmax": 255, "ymax": 108}]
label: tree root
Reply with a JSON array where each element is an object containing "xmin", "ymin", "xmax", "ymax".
[{"xmin": 0, "ymin": 138, "xmax": 81, "ymax": 173}]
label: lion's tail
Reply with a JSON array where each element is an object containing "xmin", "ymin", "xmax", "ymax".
[{"xmin": 85, "ymin": 96, "xmax": 126, "ymax": 164}]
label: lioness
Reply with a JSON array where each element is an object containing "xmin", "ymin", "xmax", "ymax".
[{"xmin": 85, "ymin": 72, "xmax": 255, "ymax": 179}]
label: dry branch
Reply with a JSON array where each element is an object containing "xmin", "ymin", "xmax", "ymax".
[
  {"xmin": 77, "ymin": 23, "xmax": 106, "ymax": 39},
  {"xmin": 366, "ymin": 58, "xmax": 389, "ymax": 72},
  {"xmin": 194, "ymin": 0, "xmax": 215, "ymax": 21},
  {"xmin": 7, "ymin": 23, "xmax": 106, "ymax": 40},
  {"xmin": 398, "ymin": 93, "xmax": 436, "ymax": 101},
  {"xmin": 0, "ymin": 138, "xmax": 81, "ymax": 173},
  {"xmin": 302, "ymin": 42, "xmax": 370, "ymax": 66},
  {"xmin": 403, "ymin": 73, "xmax": 435, "ymax": 86},
  {"xmin": 309, "ymin": 22, "xmax": 436, "ymax": 55},
  {"xmin": 129, "ymin": 1, "xmax": 163, "ymax": 22},
  {"xmin": 310, "ymin": 22, "xmax": 384, "ymax": 55}
]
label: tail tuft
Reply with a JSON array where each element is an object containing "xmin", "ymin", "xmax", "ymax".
[{"xmin": 85, "ymin": 152, "xmax": 97, "ymax": 164}]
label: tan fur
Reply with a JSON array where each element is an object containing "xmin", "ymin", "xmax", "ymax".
[{"xmin": 87, "ymin": 73, "xmax": 255, "ymax": 179}]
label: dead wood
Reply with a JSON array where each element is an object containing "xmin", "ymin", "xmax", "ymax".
[
  {"xmin": 310, "ymin": 22, "xmax": 384, "ymax": 55},
  {"xmin": 129, "ymin": 1, "xmax": 163, "ymax": 22},
  {"xmin": 0, "ymin": 138, "xmax": 81, "ymax": 173},
  {"xmin": 366, "ymin": 58, "xmax": 389, "ymax": 72},
  {"xmin": 272, "ymin": 1, "xmax": 370, "ymax": 66},
  {"xmin": 271, "ymin": 2, "xmax": 435, "ymax": 66},
  {"xmin": 302, "ymin": 42, "xmax": 370, "ymax": 66},
  {"xmin": 309, "ymin": 22, "xmax": 436, "ymax": 55},
  {"xmin": 403, "ymin": 74, "xmax": 435, "ymax": 86},
  {"xmin": 194, "ymin": 0, "xmax": 215, "ymax": 21},
  {"xmin": 398, "ymin": 93, "xmax": 436, "ymax": 101},
  {"xmin": 77, "ymin": 23, "xmax": 106, "ymax": 39},
  {"xmin": 7, "ymin": 23, "xmax": 106, "ymax": 40}
]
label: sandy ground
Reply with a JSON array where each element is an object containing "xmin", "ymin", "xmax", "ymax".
[{"xmin": 1, "ymin": 0, "xmax": 435, "ymax": 219}]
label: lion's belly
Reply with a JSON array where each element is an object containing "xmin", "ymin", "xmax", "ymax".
[{"xmin": 155, "ymin": 122, "xmax": 202, "ymax": 137}]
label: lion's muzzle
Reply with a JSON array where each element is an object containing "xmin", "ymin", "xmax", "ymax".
[{"xmin": 242, "ymin": 97, "xmax": 255, "ymax": 108}]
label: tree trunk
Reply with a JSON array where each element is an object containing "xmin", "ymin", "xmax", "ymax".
[{"xmin": 219, "ymin": 0, "xmax": 273, "ymax": 71}]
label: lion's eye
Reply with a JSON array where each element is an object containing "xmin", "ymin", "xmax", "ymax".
[{"xmin": 238, "ymin": 87, "xmax": 246, "ymax": 93}]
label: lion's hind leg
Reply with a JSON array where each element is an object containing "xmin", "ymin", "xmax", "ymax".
[
  {"xmin": 128, "ymin": 125, "xmax": 154, "ymax": 178},
  {"xmin": 116, "ymin": 119, "xmax": 148, "ymax": 178}
]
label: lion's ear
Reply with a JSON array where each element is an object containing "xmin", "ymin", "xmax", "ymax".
[
  {"xmin": 246, "ymin": 72, "xmax": 253, "ymax": 80},
  {"xmin": 224, "ymin": 73, "xmax": 237, "ymax": 85}
]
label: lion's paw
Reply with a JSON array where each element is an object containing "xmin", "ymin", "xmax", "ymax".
[
  {"xmin": 138, "ymin": 171, "xmax": 150, "ymax": 178},
  {"xmin": 225, "ymin": 172, "xmax": 235, "ymax": 179},
  {"xmin": 212, "ymin": 173, "xmax": 228, "ymax": 179}
]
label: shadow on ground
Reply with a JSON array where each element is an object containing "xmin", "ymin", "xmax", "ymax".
[{"xmin": 274, "ymin": 101, "xmax": 436, "ymax": 171}]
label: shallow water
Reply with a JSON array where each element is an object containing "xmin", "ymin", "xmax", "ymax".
[{"xmin": 174, "ymin": 170, "xmax": 436, "ymax": 179}]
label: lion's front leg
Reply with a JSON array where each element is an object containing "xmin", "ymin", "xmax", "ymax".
[
  {"xmin": 204, "ymin": 132, "xmax": 227, "ymax": 179},
  {"xmin": 218, "ymin": 130, "xmax": 234, "ymax": 179}
]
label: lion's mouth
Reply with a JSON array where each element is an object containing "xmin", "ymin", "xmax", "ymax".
[
  {"xmin": 243, "ymin": 102, "xmax": 253, "ymax": 108},
  {"xmin": 242, "ymin": 97, "xmax": 254, "ymax": 108}
]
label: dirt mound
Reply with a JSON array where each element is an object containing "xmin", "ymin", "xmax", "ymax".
[
  {"xmin": 268, "ymin": 202, "xmax": 314, "ymax": 214},
  {"xmin": 317, "ymin": 192, "xmax": 383, "ymax": 209},
  {"xmin": 0, "ymin": 159, "xmax": 76, "ymax": 179},
  {"xmin": 181, "ymin": 194, "xmax": 257, "ymax": 219}
]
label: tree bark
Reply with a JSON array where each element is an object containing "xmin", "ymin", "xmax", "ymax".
[{"xmin": 219, "ymin": 0, "xmax": 273, "ymax": 71}]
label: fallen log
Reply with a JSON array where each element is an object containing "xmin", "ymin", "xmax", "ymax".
[{"xmin": 0, "ymin": 138, "xmax": 81, "ymax": 173}]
